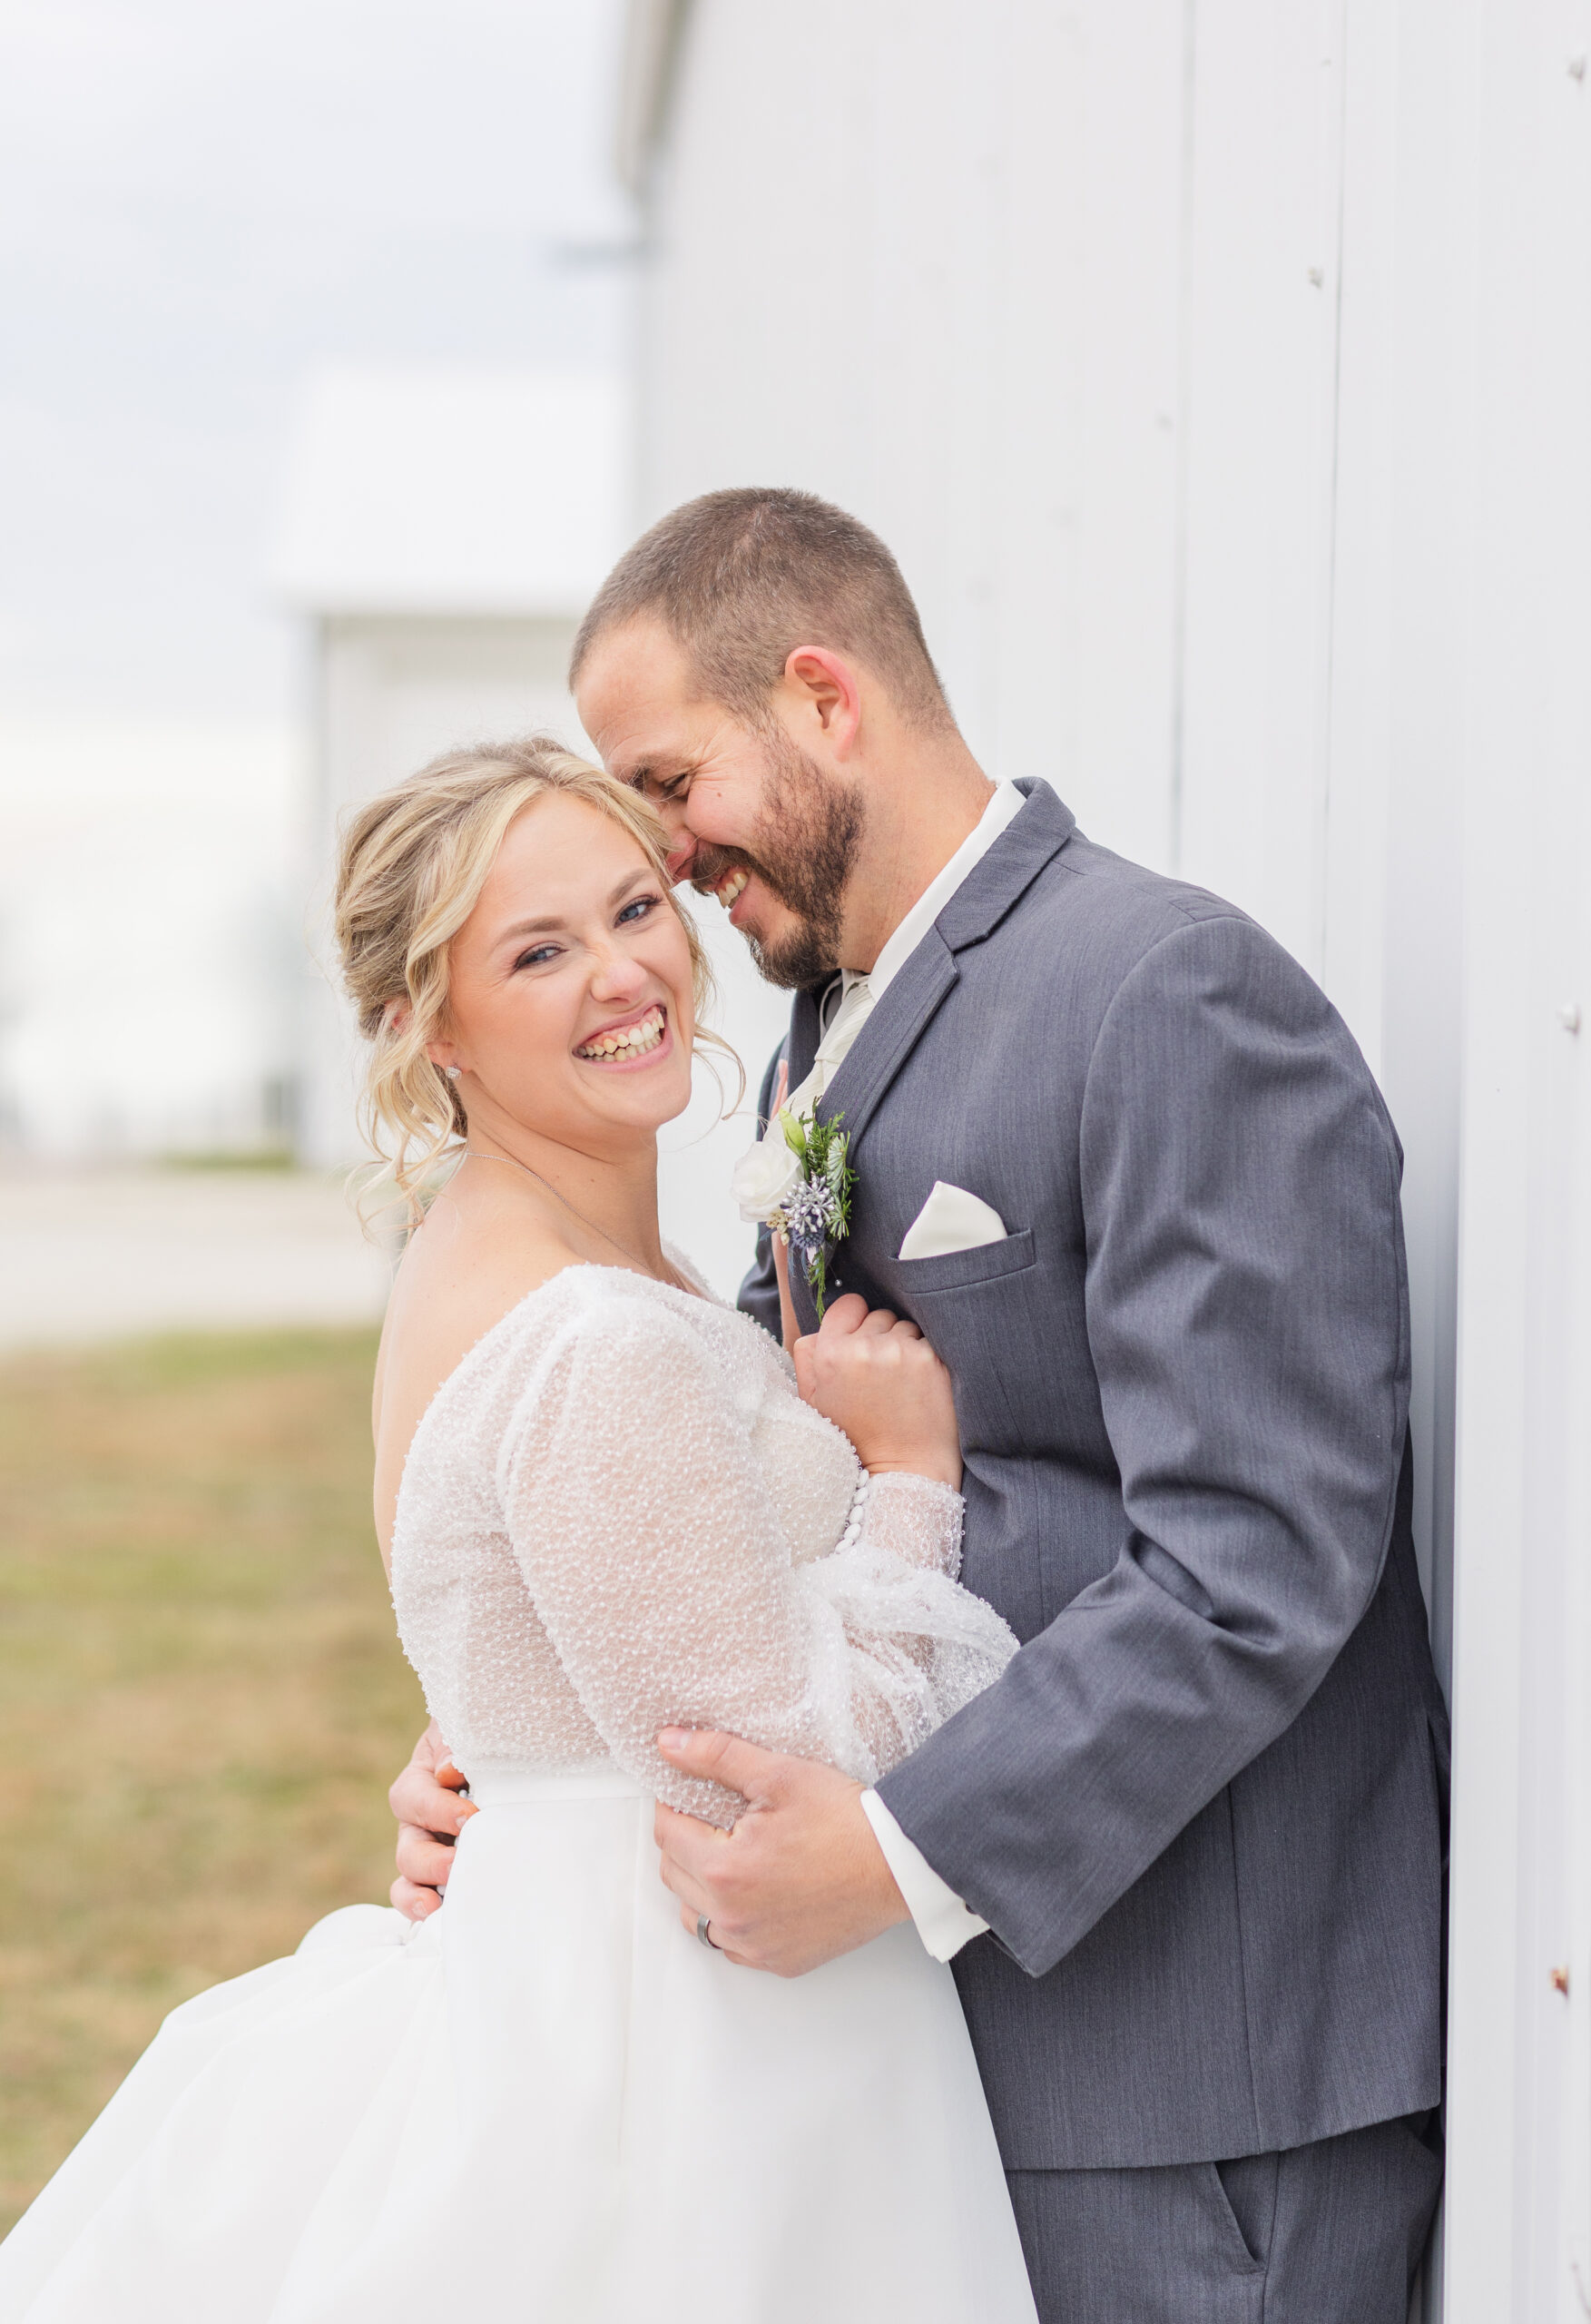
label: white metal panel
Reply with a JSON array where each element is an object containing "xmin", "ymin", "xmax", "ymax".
[
  {"xmin": 640, "ymin": 0, "xmax": 1187, "ymax": 859},
  {"xmin": 1174, "ymin": 0, "xmax": 1346, "ymax": 975},
  {"xmin": 1070, "ymin": 0, "xmax": 1185, "ymax": 872},
  {"xmin": 1327, "ymin": 0, "xmax": 1468, "ymax": 1679},
  {"xmin": 1443, "ymin": 0, "xmax": 1591, "ymax": 2311}
]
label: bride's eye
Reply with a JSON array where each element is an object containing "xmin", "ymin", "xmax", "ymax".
[
  {"xmin": 616, "ymin": 894, "xmax": 661, "ymax": 926},
  {"xmin": 513, "ymin": 942, "xmax": 561, "ymax": 971}
]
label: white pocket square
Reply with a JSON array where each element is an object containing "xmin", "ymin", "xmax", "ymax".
[{"xmin": 898, "ymin": 1181, "xmax": 1008, "ymax": 1262}]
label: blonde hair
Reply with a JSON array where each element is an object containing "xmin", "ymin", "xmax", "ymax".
[{"xmin": 334, "ymin": 734, "xmax": 732, "ymax": 1223}]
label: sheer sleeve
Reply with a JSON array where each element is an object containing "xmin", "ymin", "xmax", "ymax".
[{"xmin": 496, "ymin": 1301, "xmax": 1017, "ymax": 1822}]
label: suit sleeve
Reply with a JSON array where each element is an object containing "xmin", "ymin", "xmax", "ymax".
[
  {"xmin": 736, "ymin": 1035, "xmax": 789, "ymax": 1342},
  {"xmin": 875, "ymin": 912, "xmax": 1410, "ymax": 1977}
]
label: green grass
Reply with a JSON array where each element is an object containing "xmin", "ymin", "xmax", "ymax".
[
  {"xmin": 0, "ymin": 1327, "xmax": 425, "ymax": 2234},
  {"xmin": 155, "ymin": 1147, "xmax": 299, "ymax": 1172}
]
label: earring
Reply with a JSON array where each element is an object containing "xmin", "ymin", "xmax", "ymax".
[{"xmin": 445, "ymin": 1066, "xmax": 461, "ymax": 1081}]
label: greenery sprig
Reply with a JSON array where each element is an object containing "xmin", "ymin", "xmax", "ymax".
[{"xmin": 771, "ymin": 1108, "xmax": 854, "ymax": 1319}]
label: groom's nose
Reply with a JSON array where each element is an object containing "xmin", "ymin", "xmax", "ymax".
[
  {"xmin": 642, "ymin": 787, "xmax": 707, "ymax": 886},
  {"xmin": 663, "ymin": 829, "xmax": 702, "ymax": 885}
]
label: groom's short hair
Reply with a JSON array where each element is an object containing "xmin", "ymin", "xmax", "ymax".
[{"xmin": 570, "ymin": 487, "xmax": 954, "ymax": 734}]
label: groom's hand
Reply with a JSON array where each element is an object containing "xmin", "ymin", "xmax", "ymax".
[{"xmin": 653, "ymin": 1729, "xmax": 910, "ymax": 1975}]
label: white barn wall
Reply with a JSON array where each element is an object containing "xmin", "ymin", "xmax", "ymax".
[
  {"xmin": 639, "ymin": 0, "xmax": 1190, "ymax": 872},
  {"xmin": 1442, "ymin": 2, "xmax": 1591, "ymax": 2315},
  {"xmin": 1173, "ymin": 0, "xmax": 1347, "ymax": 977},
  {"xmin": 631, "ymin": 0, "xmax": 1591, "ymax": 2310},
  {"xmin": 637, "ymin": 0, "xmax": 1410, "ymax": 1040}
]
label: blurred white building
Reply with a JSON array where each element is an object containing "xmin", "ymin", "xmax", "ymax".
[
  {"xmin": 622, "ymin": 3, "xmax": 1591, "ymax": 2315},
  {"xmin": 273, "ymin": 362, "xmax": 787, "ymax": 1288},
  {"xmin": 274, "ymin": 365, "xmax": 625, "ymax": 1171},
  {"xmin": 0, "ymin": 714, "xmax": 300, "ymax": 1161}
]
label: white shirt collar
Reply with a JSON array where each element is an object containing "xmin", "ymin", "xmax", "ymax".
[{"xmin": 841, "ymin": 780, "xmax": 1026, "ymax": 1006}]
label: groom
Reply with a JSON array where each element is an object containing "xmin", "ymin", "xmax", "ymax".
[{"xmin": 392, "ymin": 488, "xmax": 1447, "ymax": 2319}]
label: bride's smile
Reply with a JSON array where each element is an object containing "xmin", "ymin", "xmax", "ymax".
[
  {"xmin": 575, "ymin": 1000, "xmax": 670, "ymax": 1066},
  {"xmin": 426, "ymin": 787, "xmax": 698, "ymax": 1157}
]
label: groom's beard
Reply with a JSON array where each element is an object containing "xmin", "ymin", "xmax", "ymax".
[{"xmin": 692, "ymin": 733, "xmax": 865, "ymax": 990}]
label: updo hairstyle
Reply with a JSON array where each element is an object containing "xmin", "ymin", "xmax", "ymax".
[{"xmin": 334, "ymin": 734, "xmax": 722, "ymax": 1223}]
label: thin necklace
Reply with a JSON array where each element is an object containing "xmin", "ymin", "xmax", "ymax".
[{"xmin": 461, "ymin": 1148, "xmax": 687, "ymax": 1293}]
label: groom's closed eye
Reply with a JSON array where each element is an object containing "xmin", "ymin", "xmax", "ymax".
[{"xmin": 625, "ymin": 765, "xmax": 692, "ymax": 803}]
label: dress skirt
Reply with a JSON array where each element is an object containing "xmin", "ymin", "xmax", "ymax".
[{"xmin": 0, "ymin": 1768, "xmax": 1038, "ymax": 2323}]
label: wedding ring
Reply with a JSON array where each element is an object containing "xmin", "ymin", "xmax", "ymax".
[{"xmin": 695, "ymin": 1911, "xmax": 719, "ymax": 1952}]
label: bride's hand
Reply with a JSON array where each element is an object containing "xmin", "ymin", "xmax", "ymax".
[{"xmin": 792, "ymin": 1295, "xmax": 962, "ymax": 1492}]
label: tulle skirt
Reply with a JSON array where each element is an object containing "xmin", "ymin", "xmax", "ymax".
[{"xmin": 0, "ymin": 1768, "xmax": 1037, "ymax": 2322}]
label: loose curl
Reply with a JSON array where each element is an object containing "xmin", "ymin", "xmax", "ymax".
[{"xmin": 334, "ymin": 734, "xmax": 736, "ymax": 1227}]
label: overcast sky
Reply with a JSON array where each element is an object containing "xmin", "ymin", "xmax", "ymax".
[{"xmin": 0, "ymin": 0, "xmax": 632, "ymax": 722}]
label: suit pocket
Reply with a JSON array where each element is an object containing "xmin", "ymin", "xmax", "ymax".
[
  {"xmin": 890, "ymin": 1226, "xmax": 1036, "ymax": 1294},
  {"xmin": 889, "ymin": 1230, "xmax": 1041, "ymax": 1457},
  {"xmin": 1202, "ymin": 2161, "xmax": 1270, "ymax": 2277}
]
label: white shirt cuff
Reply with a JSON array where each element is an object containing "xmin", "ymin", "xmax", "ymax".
[{"xmin": 859, "ymin": 1788, "xmax": 989, "ymax": 1962}]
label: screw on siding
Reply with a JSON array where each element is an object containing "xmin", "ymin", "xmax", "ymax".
[
  {"xmin": 1551, "ymin": 1965, "xmax": 1571, "ymax": 1995},
  {"xmin": 1570, "ymin": 55, "xmax": 1587, "ymax": 80},
  {"xmin": 1559, "ymin": 1002, "xmax": 1583, "ymax": 1033},
  {"xmin": 1307, "ymin": 266, "xmax": 1324, "ymax": 288}
]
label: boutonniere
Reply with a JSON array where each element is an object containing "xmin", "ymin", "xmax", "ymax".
[{"xmin": 732, "ymin": 1107, "xmax": 854, "ymax": 1317}]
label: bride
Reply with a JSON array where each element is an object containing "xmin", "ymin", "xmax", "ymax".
[{"xmin": 0, "ymin": 737, "xmax": 1037, "ymax": 2323}]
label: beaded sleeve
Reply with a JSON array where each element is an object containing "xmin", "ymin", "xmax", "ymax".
[{"xmin": 496, "ymin": 1300, "xmax": 1016, "ymax": 1824}]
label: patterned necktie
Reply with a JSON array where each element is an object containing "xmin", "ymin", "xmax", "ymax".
[{"xmin": 780, "ymin": 976, "xmax": 875, "ymax": 1123}]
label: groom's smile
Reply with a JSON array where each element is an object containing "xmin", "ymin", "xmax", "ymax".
[
  {"xmin": 692, "ymin": 849, "xmax": 760, "ymax": 924},
  {"xmin": 571, "ymin": 528, "xmax": 997, "ymax": 998},
  {"xmin": 575, "ymin": 614, "xmax": 866, "ymax": 990}
]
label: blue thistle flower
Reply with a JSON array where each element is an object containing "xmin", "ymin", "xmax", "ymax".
[{"xmin": 771, "ymin": 1107, "xmax": 853, "ymax": 1316}]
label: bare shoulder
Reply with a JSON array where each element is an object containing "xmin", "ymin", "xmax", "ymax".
[
  {"xmin": 371, "ymin": 1195, "xmax": 582, "ymax": 1568},
  {"xmin": 384, "ymin": 1199, "xmax": 578, "ymax": 1413}
]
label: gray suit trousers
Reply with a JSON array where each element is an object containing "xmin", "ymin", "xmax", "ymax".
[{"xmin": 1008, "ymin": 2113, "xmax": 1443, "ymax": 2322}]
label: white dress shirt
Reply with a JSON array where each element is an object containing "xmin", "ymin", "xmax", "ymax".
[
  {"xmin": 781, "ymin": 780, "xmax": 1026, "ymax": 1122},
  {"xmin": 840, "ymin": 777, "xmax": 1026, "ymax": 1009},
  {"xmin": 827, "ymin": 777, "xmax": 1025, "ymax": 1962}
]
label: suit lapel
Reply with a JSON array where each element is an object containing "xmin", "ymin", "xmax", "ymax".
[
  {"xmin": 814, "ymin": 779, "xmax": 1077, "ymax": 1147},
  {"xmin": 933, "ymin": 778, "xmax": 1075, "ymax": 951},
  {"xmin": 782, "ymin": 984, "xmax": 825, "ymax": 1100},
  {"xmin": 815, "ymin": 934, "xmax": 958, "ymax": 1147}
]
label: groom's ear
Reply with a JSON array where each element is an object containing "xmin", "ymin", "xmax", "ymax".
[{"xmin": 781, "ymin": 646, "xmax": 863, "ymax": 760}]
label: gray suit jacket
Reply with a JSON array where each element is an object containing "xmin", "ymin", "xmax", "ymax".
[{"xmin": 740, "ymin": 779, "xmax": 1447, "ymax": 2171}]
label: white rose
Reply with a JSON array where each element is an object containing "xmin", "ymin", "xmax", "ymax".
[{"xmin": 732, "ymin": 1127, "xmax": 804, "ymax": 1224}]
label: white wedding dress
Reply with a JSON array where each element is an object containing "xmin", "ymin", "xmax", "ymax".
[{"xmin": 0, "ymin": 1264, "xmax": 1038, "ymax": 2324}]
